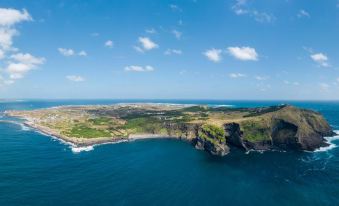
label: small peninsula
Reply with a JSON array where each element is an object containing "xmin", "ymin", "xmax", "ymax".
[{"xmin": 6, "ymin": 104, "xmax": 335, "ymax": 156}]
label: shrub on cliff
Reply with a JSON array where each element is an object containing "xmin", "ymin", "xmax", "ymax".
[{"xmin": 199, "ymin": 124, "xmax": 226, "ymax": 143}]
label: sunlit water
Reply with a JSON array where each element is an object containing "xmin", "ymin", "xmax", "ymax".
[{"xmin": 0, "ymin": 100, "xmax": 338, "ymax": 205}]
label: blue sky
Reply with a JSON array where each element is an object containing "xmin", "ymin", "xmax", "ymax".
[{"xmin": 0, "ymin": 0, "xmax": 339, "ymax": 100}]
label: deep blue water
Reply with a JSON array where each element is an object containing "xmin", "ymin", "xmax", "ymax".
[{"xmin": 0, "ymin": 100, "xmax": 338, "ymax": 206}]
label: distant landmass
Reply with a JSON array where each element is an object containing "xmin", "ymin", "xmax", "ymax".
[{"xmin": 5, "ymin": 104, "xmax": 335, "ymax": 156}]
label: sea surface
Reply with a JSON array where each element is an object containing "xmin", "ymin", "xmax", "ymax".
[{"xmin": 0, "ymin": 100, "xmax": 338, "ymax": 206}]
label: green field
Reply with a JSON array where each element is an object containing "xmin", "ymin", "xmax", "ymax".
[{"xmin": 64, "ymin": 124, "xmax": 112, "ymax": 138}]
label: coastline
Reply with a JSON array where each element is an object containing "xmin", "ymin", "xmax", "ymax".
[
  {"xmin": 314, "ymin": 130, "xmax": 339, "ymax": 152},
  {"xmin": 23, "ymin": 120, "xmax": 177, "ymax": 147},
  {"xmin": 3, "ymin": 103, "xmax": 336, "ymax": 155},
  {"xmin": 1, "ymin": 116, "xmax": 179, "ymax": 149},
  {"xmin": 1, "ymin": 117, "xmax": 338, "ymax": 154},
  {"xmin": 19, "ymin": 120, "xmax": 339, "ymax": 154}
]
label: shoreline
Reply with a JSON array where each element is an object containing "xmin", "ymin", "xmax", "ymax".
[
  {"xmin": 314, "ymin": 130, "xmax": 339, "ymax": 152},
  {"xmin": 1, "ymin": 118, "xmax": 180, "ymax": 149},
  {"xmin": 23, "ymin": 120, "xmax": 178, "ymax": 147},
  {"xmin": 1, "ymin": 118, "xmax": 338, "ymax": 154},
  {"xmin": 2, "ymin": 104, "xmax": 336, "ymax": 155}
]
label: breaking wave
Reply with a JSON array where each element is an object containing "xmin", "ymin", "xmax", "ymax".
[
  {"xmin": 71, "ymin": 146, "xmax": 94, "ymax": 153},
  {"xmin": 20, "ymin": 123, "xmax": 31, "ymax": 131},
  {"xmin": 314, "ymin": 130, "xmax": 339, "ymax": 152}
]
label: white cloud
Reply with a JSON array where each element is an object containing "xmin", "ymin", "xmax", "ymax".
[
  {"xmin": 232, "ymin": 1, "xmax": 274, "ymax": 23},
  {"xmin": 124, "ymin": 65, "xmax": 155, "ymax": 72},
  {"xmin": 78, "ymin": 50, "xmax": 87, "ymax": 56},
  {"xmin": 58, "ymin": 48, "xmax": 75, "ymax": 56},
  {"xmin": 311, "ymin": 53, "xmax": 328, "ymax": 61},
  {"xmin": 310, "ymin": 53, "xmax": 329, "ymax": 67},
  {"xmin": 137, "ymin": 37, "xmax": 158, "ymax": 52},
  {"xmin": 255, "ymin": 75, "xmax": 269, "ymax": 81},
  {"xmin": 0, "ymin": 28, "xmax": 17, "ymax": 49},
  {"xmin": 6, "ymin": 53, "xmax": 45, "ymax": 80},
  {"xmin": 145, "ymin": 28, "xmax": 156, "ymax": 34},
  {"xmin": 227, "ymin": 46, "xmax": 258, "ymax": 61},
  {"xmin": 337, "ymin": 77, "xmax": 339, "ymax": 83},
  {"xmin": 204, "ymin": 49, "xmax": 222, "ymax": 62},
  {"xmin": 0, "ymin": 8, "xmax": 44, "ymax": 85},
  {"xmin": 0, "ymin": 8, "xmax": 32, "ymax": 26},
  {"xmin": 58, "ymin": 48, "xmax": 87, "ymax": 57},
  {"xmin": 0, "ymin": 74, "xmax": 14, "ymax": 86},
  {"xmin": 66, "ymin": 75, "xmax": 85, "ymax": 82},
  {"xmin": 105, "ymin": 40, "xmax": 114, "ymax": 48},
  {"xmin": 0, "ymin": 8, "xmax": 31, "ymax": 50},
  {"xmin": 251, "ymin": 11, "xmax": 274, "ymax": 23},
  {"xmin": 164, "ymin": 49, "xmax": 182, "ymax": 55},
  {"xmin": 172, "ymin": 30, "xmax": 182, "ymax": 39},
  {"xmin": 11, "ymin": 53, "xmax": 45, "ymax": 65},
  {"xmin": 229, "ymin": 73, "xmax": 246, "ymax": 78},
  {"xmin": 297, "ymin": 10, "xmax": 310, "ymax": 18},
  {"xmin": 7, "ymin": 63, "xmax": 31, "ymax": 79}
]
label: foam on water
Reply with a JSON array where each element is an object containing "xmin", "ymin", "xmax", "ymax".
[
  {"xmin": 0, "ymin": 119, "xmax": 32, "ymax": 131},
  {"xmin": 70, "ymin": 140, "xmax": 129, "ymax": 154},
  {"xmin": 20, "ymin": 123, "xmax": 31, "ymax": 131},
  {"xmin": 314, "ymin": 130, "xmax": 339, "ymax": 152},
  {"xmin": 210, "ymin": 104, "xmax": 234, "ymax": 108},
  {"xmin": 71, "ymin": 146, "xmax": 94, "ymax": 153}
]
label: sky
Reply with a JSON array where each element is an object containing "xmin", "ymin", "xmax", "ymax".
[{"xmin": 0, "ymin": 0, "xmax": 339, "ymax": 100}]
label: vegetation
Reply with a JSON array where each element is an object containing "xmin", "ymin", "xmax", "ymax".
[
  {"xmin": 64, "ymin": 123, "xmax": 112, "ymax": 138},
  {"xmin": 240, "ymin": 120, "xmax": 270, "ymax": 142},
  {"xmin": 181, "ymin": 106, "xmax": 208, "ymax": 112},
  {"xmin": 123, "ymin": 117, "xmax": 163, "ymax": 134},
  {"xmin": 7, "ymin": 104, "xmax": 333, "ymax": 154},
  {"xmin": 243, "ymin": 105, "xmax": 286, "ymax": 117},
  {"xmin": 10, "ymin": 104, "xmax": 306, "ymax": 143},
  {"xmin": 89, "ymin": 117, "xmax": 113, "ymax": 125},
  {"xmin": 198, "ymin": 124, "xmax": 225, "ymax": 143}
]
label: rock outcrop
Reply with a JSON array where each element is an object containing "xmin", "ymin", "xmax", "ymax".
[
  {"xmin": 194, "ymin": 124, "xmax": 229, "ymax": 156},
  {"xmin": 224, "ymin": 105, "xmax": 334, "ymax": 152},
  {"xmin": 154, "ymin": 105, "xmax": 334, "ymax": 156}
]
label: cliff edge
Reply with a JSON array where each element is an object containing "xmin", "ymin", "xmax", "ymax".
[{"xmin": 198, "ymin": 105, "xmax": 334, "ymax": 155}]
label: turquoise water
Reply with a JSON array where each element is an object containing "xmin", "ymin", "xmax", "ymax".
[{"xmin": 0, "ymin": 100, "xmax": 338, "ymax": 206}]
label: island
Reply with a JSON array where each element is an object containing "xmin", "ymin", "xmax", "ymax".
[{"xmin": 5, "ymin": 104, "xmax": 335, "ymax": 156}]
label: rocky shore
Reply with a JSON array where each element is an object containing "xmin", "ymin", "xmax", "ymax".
[{"xmin": 4, "ymin": 104, "xmax": 335, "ymax": 156}]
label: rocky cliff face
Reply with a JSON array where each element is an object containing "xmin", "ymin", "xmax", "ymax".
[
  {"xmin": 194, "ymin": 124, "xmax": 229, "ymax": 156},
  {"xmin": 224, "ymin": 105, "xmax": 334, "ymax": 152},
  {"xmin": 162, "ymin": 105, "xmax": 334, "ymax": 156}
]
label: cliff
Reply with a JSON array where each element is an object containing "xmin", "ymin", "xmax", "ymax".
[
  {"xmin": 6, "ymin": 104, "xmax": 334, "ymax": 156},
  {"xmin": 224, "ymin": 105, "xmax": 334, "ymax": 151},
  {"xmin": 155, "ymin": 105, "xmax": 334, "ymax": 155}
]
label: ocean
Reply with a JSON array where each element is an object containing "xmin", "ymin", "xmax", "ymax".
[{"xmin": 0, "ymin": 100, "xmax": 338, "ymax": 206}]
